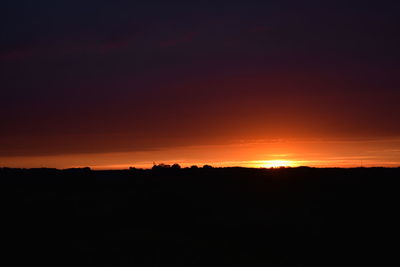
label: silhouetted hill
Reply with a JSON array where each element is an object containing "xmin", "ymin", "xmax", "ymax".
[{"xmin": 0, "ymin": 167, "xmax": 399, "ymax": 266}]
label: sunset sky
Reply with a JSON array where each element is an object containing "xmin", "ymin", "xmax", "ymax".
[{"xmin": 1, "ymin": 1, "xmax": 399, "ymax": 169}]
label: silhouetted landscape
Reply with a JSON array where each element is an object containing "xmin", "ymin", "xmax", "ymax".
[
  {"xmin": 2, "ymin": 1, "xmax": 400, "ymax": 266},
  {"xmin": 1, "ymin": 166, "xmax": 399, "ymax": 266}
]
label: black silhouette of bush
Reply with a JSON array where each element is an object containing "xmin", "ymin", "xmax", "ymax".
[
  {"xmin": 171, "ymin": 163, "xmax": 181, "ymax": 170},
  {"xmin": 152, "ymin": 163, "xmax": 171, "ymax": 170}
]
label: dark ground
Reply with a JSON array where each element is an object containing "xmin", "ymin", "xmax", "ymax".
[{"xmin": 1, "ymin": 167, "xmax": 399, "ymax": 266}]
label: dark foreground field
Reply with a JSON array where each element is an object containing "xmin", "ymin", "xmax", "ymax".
[{"xmin": 1, "ymin": 167, "xmax": 399, "ymax": 266}]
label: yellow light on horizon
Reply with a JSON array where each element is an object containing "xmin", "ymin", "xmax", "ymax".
[{"xmin": 258, "ymin": 160, "xmax": 295, "ymax": 168}]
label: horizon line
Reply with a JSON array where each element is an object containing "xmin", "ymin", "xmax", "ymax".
[{"xmin": 1, "ymin": 165, "xmax": 400, "ymax": 171}]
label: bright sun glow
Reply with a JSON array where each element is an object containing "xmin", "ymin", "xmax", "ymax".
[{"xmin": 259, "ymin": 160, "xmax": 295, "ymax": 168}]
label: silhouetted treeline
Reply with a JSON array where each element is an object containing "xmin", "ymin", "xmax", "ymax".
[{"xmin": 0, "ymin": 167, "xmax": 399, "ymax": 266}]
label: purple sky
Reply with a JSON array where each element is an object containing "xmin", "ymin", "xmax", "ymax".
[{"xmin": 1, "ymin": 1, "xmax": 399, "ymax": 167}]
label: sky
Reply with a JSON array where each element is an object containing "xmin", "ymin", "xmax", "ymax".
[{"xmin": 1, "ymin": 0, "xmax": 400, "ymax": 169}]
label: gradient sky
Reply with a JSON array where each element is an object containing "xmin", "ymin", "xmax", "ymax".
[{"xmin": 1, "ymin": 0, "xmax": 400, "ymax": 168}]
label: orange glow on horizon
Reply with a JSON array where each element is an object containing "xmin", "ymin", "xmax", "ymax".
[
  {"xmin": 1, "ymin": 138, "xmax": 399, "ymax": 169},
  {"xmin": 255, "ymin": 160, "xmax": 297, "ymax": 168}
]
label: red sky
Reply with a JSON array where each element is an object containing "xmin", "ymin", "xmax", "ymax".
[{"xmin": 1, "ymin": 1, "xmax": 399, "ymax": 168}]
